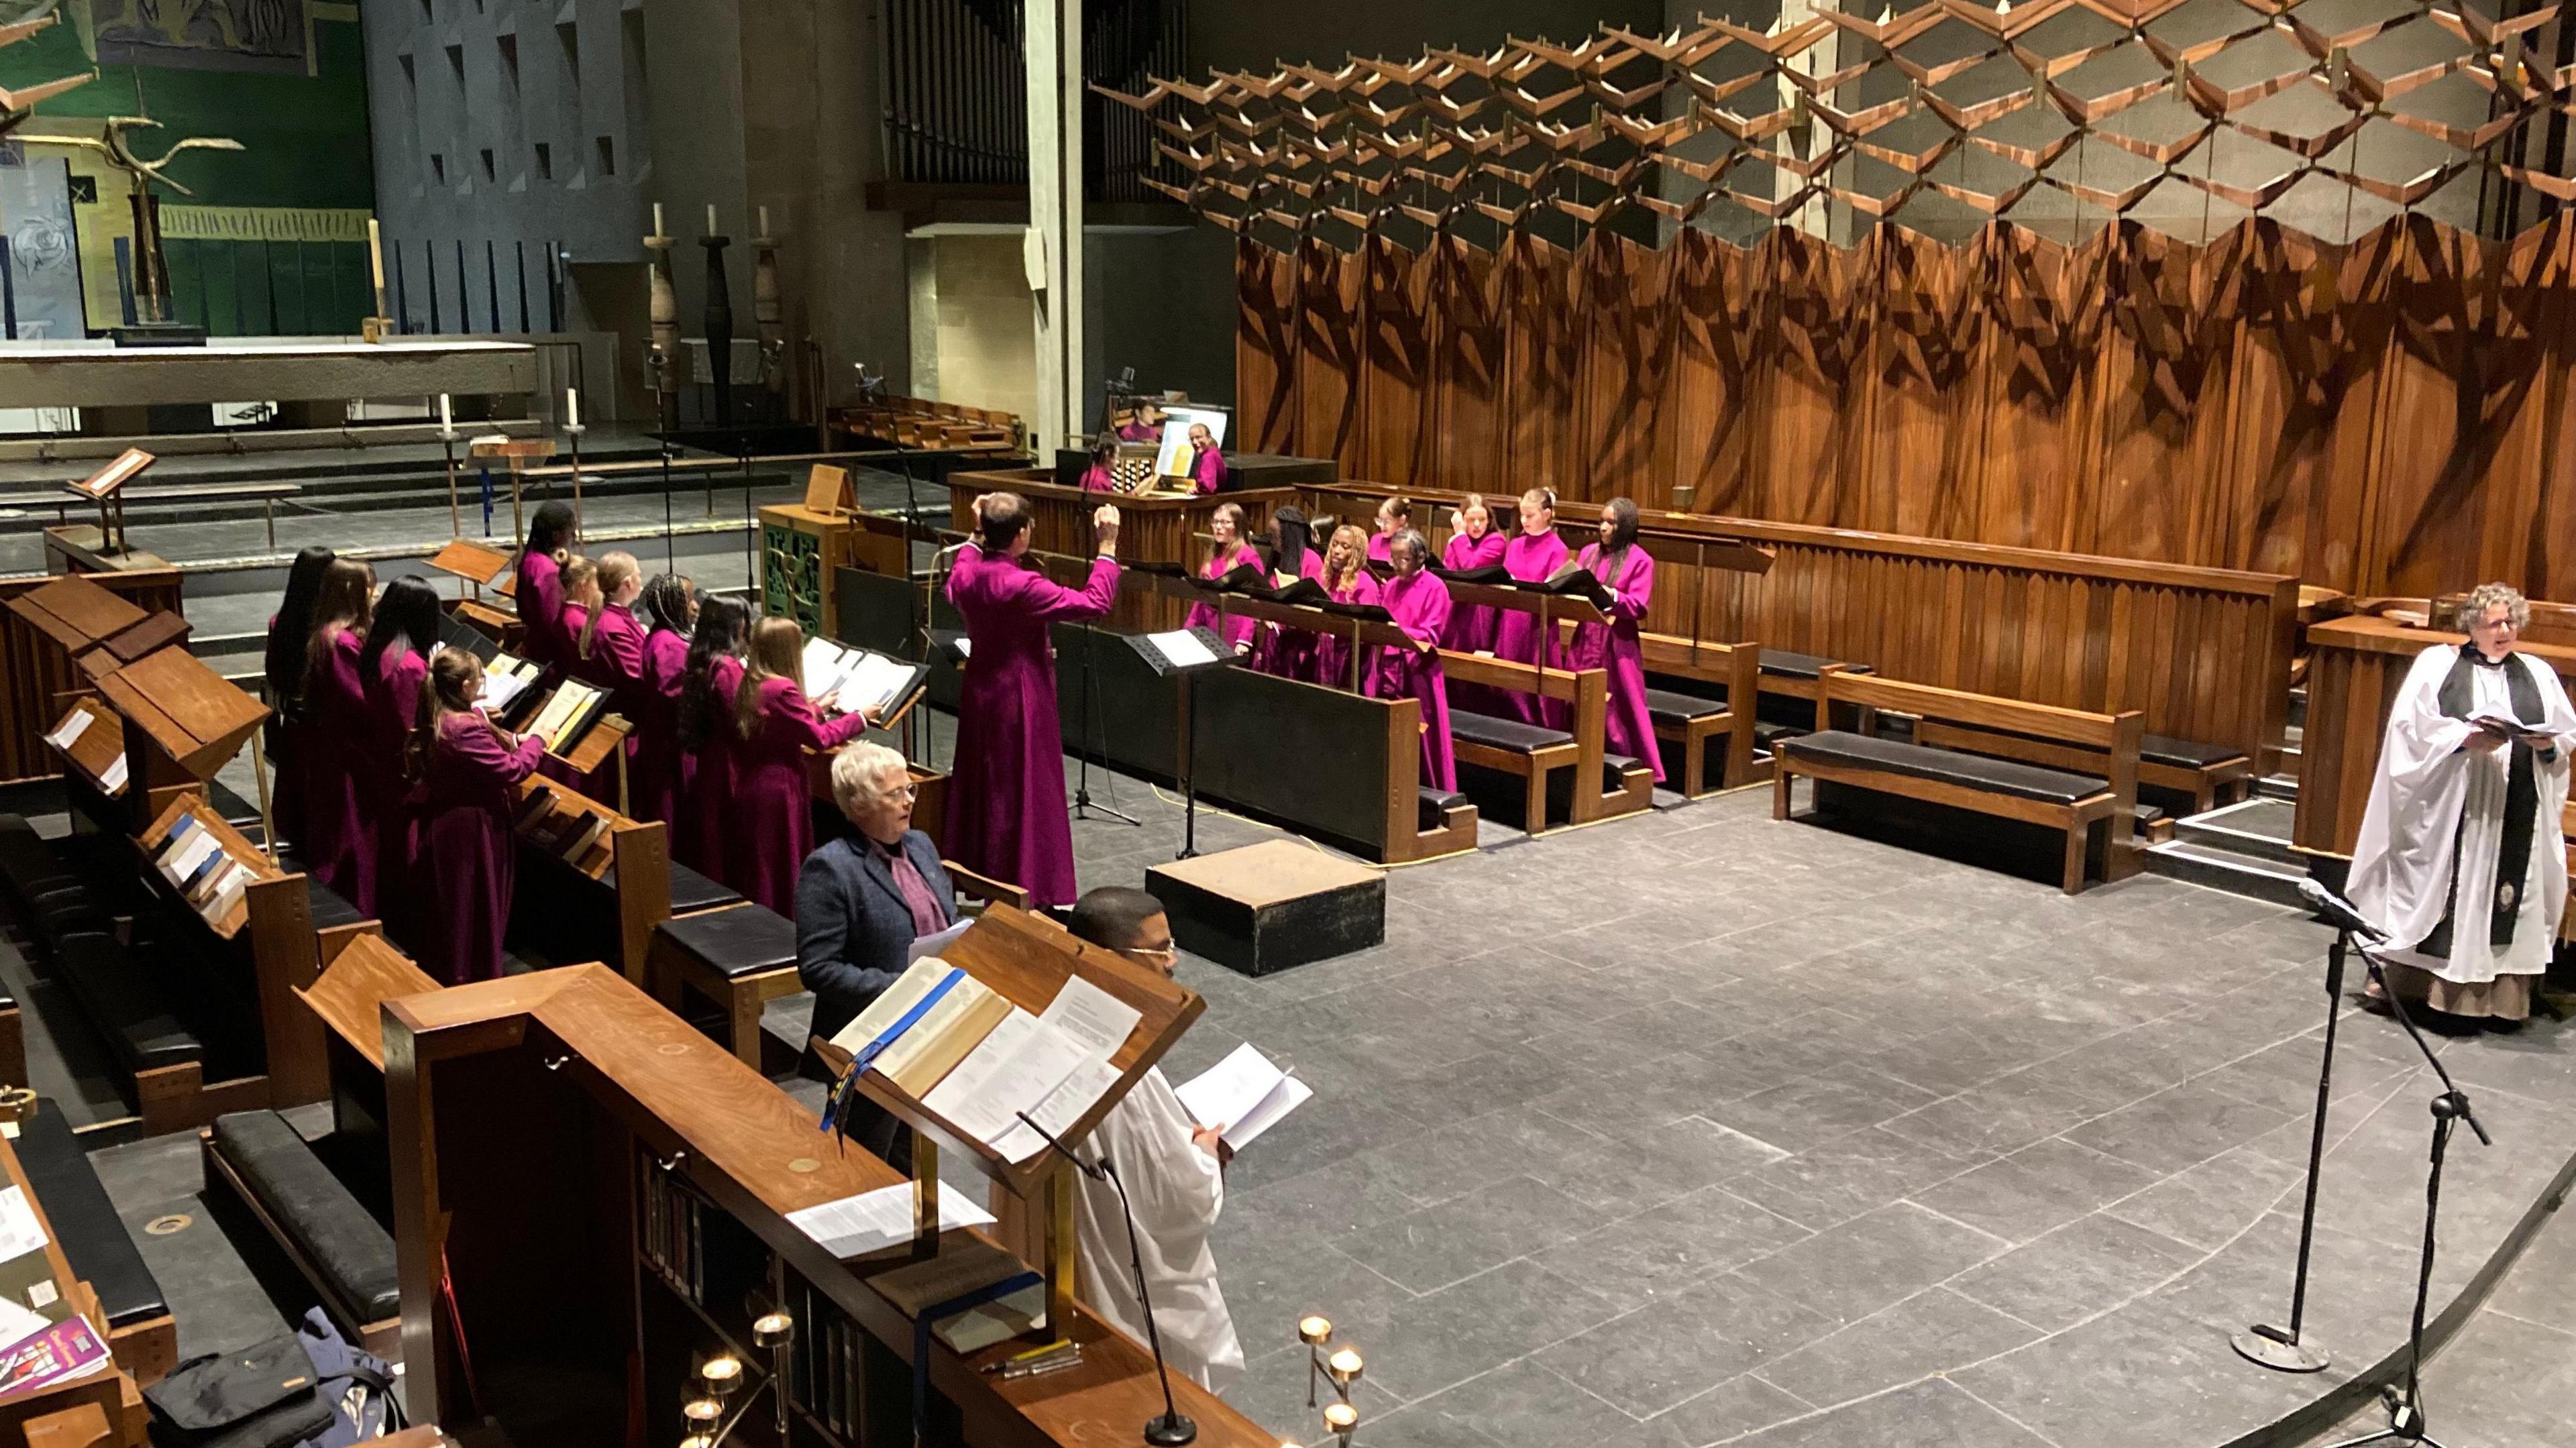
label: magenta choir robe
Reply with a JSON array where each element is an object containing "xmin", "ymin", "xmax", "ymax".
[
  {"xmin": 301, "ymin": 628, "xmax": 378, "ymax": 913},
  {"xmin": 516, "ymin": 551, "xmax": 567, "ymax": 667},
  {"xmin": 947, "ymin": 544, "xmax": 1122, "ymax": 906},
  {"xmin": 1183, "ymin": 544, "xmax": 1263, "ymax": 655},
  {"xmin": 1309, "ymin": 570, "xmax": 1383, "ymax": 693},
  {"xmin": 1496, "ymin": 531, "xmax": 1571, "ymax": 727},
  {"xmin": 632, "ymin": 627, "xmax": 693, "ymax": 828},
  {"xmin": 1440, "ymin": 529, "xmax": 1511, "ymax": 716},
  {"xmin": 1572, "ymin": 543, "xmax": 1662, "ymax": 783},
  {"xmin": 1375, "ymin": 569, "xmax": 1457, "ymax": 791},
  {"xmin": 682, "ymin": 656, "xmax": 745, "ymax": 873},
  {"xmin": 573, "ymin": 602, "xmax": 648, "ymax": 799},
  {"xmin": 1250, "ymin": 550, "xmax": 1328, "ymax": 681},
  {"xmin": 730, "ymin": 676, "xmax": 869, "ymax": 915},
  {"xmin": 1367, "ymin": 531, "xmax": 1395, "ymax": 565},
  {"xmin": 1080, "ymin": 464, "xmax": 1117, "ymax": 493},
  {"xmin": 1189, "ymin": 446, "xmax": 1225, "ymax": 494},
  {"xmin": 361, "ymin": 644, "xmax": 428, "ymax": 937},
  {"xmin": 1118, "ymin": 420, "xmax": 1157, "ymax": 443},
  {"xmin": 538, "ymin": 600, "xmax": 596, "ymax": 787},
  {"xmin": 417, "ymin": 712, "xmax": 545, "ymax": 985}
]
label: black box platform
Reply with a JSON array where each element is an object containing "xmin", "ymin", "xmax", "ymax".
[{"xmin": 1145, "ymin": 840, "xmax": 1383, "ymax": 977}]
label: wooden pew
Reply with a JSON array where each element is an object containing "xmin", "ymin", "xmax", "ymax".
[
  {"xmin": 506, "ymin": 775, "xmax": 686, "ymax": 981},
  {"xmin": 1776, "ymin": 669, "xmax": 2143, "ymax": 894},
  {"xmin": 1303, "ymin": 479, "xmax": 2297, "ymax": 780}
]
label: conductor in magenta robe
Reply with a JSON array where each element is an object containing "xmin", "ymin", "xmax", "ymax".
[
  {"xmin": 1570, "ymin": 497, "xmax": 1663, "ymax": 783},
  {"xmin": 1376, "ymin": 529, "xmax": 1457, "ymax": 791},
  {"xmin": 946, "ymin": 494, "xmax": 1123, "ymax": 907}
]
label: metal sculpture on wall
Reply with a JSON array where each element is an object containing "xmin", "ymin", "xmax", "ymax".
[
  {"xmin": 1095, "ymin": 3, "xmax": 2576, "ymax": 249},
  {"xmin": 32, "ymin": 116, "xmax": 243, "ymax": 327}
]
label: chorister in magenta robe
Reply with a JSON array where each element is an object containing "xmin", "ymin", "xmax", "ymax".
[
  {"xmin": 632, "ymin": 626, "xmax": 694, "ymax": 829},
  {"xmin": 572, "ymin": 602, "xmax": 649, "ymax": 799},
  {"xmin": 1079, "ymin": 462, "xmax": 1118, "ymax": 493},
  {"xmin": 515, "ymin": 551, "xmax": 568, "ymax": 668},
  {"xmin": 1571, "ymin": 541, "xmax": 1663, "ymax": 783},
  {"xmin": 1440, "ymin": 529, "xmax": 1509, "ymax": 650},
  {"xmin": 361, "ymin": 642, "xmax": 428, "ymax": 936},
  {"xmin": 2348, "ymin": 643, "xmax": 2576, "ymax": 1015},
  {"xmin": 302, "ymin": 628, "xmax": 378, "ymax": 913},
  {"xmin": 1071, "ymin": 1066, "xmax": 1243, "ymax": 1394},
  {"xmin": 945, "ymin": 543, "xmax": 1123, "ymax": 907},
  {"xmin": 1189, "ymin": 443, "xmax": 1226, "ymax": 495},
  {"xmin": 417, "ymin": 712, "xmax": 545, "ymax": 985},
  {"xmin": 1250, "ymin": 549, "xmax": 1330, "ymax": 681},
  {"xmin": 1183, "ymin": 544, "xmax": 1263, "ymax": 655},
  {"xmin": 1309, "ymin": 569, "xmax": 1383, "ymax": 693},
  {"xmin": 1495, "ymin": 531, "xmax": 1569, "ymax": 728},
  {"xmin": 728, "ymin": 676, "xmax": 871, "ymax": 916},
  {"xmin": 683, "ymin": 655, "xmax": 745, "ymax": 874},
  {"xmin": 1376, "ymin": 568, "xmax": 1457, "ymax": 791}
]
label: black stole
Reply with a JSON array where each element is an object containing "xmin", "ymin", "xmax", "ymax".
[{"xmin": 2422, "ymin": 645, "xmax": 2545, "ymax": 953}]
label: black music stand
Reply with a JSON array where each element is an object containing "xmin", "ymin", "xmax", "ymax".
[{"xmin": 1125, "ymin": 626, "xmax": 1235, "ymax": 859}]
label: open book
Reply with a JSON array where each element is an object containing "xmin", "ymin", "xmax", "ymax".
[
  {"xmin": 525, "ymin": 678, "xmax": 606, "ymax": 754},
  {"xmin": 1525, "ymin": 563, "xmax": 1617, "ymax": 610},
  {"xmin": 803, "ymin": 637, "xmax": 929, "ymax": 722},
  {"xmin": 1173, "ymin": 1042, "xmax": 1313, "ymax": 1152},
  {"xmin": 480, "ymin": 653, "xmax": 542, "ymax": 718}
]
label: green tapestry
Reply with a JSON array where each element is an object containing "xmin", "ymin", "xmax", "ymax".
[{"xmin": 763, "ymin": 523, "xmax": 822, "ymax": 634}]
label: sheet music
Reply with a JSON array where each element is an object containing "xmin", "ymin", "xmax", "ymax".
[
  {"xmin": 992, "ymin": 1056, "xmax": 1124, "ymax": 1164},
  {"xmin": 480, "ymin": 667, "xmax": 531, "ymax": 714},
  {"xmin": 905, "ymin": 920, "xmax": 971, "ymax": 966},
  {"xmin": 0, "ymin": 1186, "xmax": 46, "ymax": 1262},
  {"xmin": 1037, "ymin": 974, "xmax": 1141, "ymax": 1060},
  {"xmin": 97, "ymin": 755, "xmax": 127, "ymax": 794},
  {"xmin": 1146, "ymin": 628, "xmax": 1218, "ymax": 669},
  {"xmin": 1175, "ymin": 1042, "xmax": 1313, "ymax": 1150},
  {"xmin": 786, "ymin": 1182, "xmax": 994, "ymax": 1259},
  {"xmin": 920, "ymin": 1008, "xmax": 1093, "ymax": 1145},
  {"xmin": 802, "ymin": 636, "xmax": 857, "ymax": 701},
  {"xmin": 845, "ymin": 651, "xmax": 918, "ymax": 716}
]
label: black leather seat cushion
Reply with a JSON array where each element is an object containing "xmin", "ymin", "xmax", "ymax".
[
  {"xmin": 656, "ymin": 902, "xmax": 798, "ymax": 979},
  {"xmin": 211, "ymin": 1111, "xmax": 400, "ymax": 1321},
  {"xmin": 2142, "ymin": 733, "xmax": 2247, "ymax": 770},
  {"xmin": 667, "ymin": 862, "xmax": 743, "ymax": 915},
  {"xmin": 0, "ymin": 816, "xmax": 83, "ymax": 921},
  {"xmin": 1603, "ymin": 754, "xmax": 1642, "ymax": 789},
  {"xmin": 54, "ymin": 932, "xmax": 202, "ymax": 1072},
  {"xmin": 1758, "ymin": 651, "xmax": 1872, "ymax": 681},
  {"xmin": 1449, "ymin": 711, "xmax": 1576, "ymax": 754},
  {"xmin": 1415, "ymin": 787, "xmax": 1468, "ymax": 832},
  {"xmin": 15, "ymin": 1099, "xmax": 166, "ymax": 1327},
  {"xmin": 303, "ymin": 879, "xmax": 366, "ymax": 932},
  {"xmin": 1783, "ymin": 730, "xmax": 2108, "ymax": 805},
  {"xmin": 1644, "ymin": 688, "xmax": 1729, "ymax": 724}
]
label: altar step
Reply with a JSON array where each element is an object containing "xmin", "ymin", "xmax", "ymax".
[{"xmin": 2144, "ymin": 795, "xmax": 2312, "ymax": 908}]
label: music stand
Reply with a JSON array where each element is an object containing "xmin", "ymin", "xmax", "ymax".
[
  {"xmin": 63, "ymin": 447, "xmax": 154, "ymax": 557},
  {"xmin": 1124, "ymin": 626, "xmax": 1234, "ymax": 859}
]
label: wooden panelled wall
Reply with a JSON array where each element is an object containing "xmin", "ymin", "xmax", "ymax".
[
  {"xmin": 0, "ymin": 569, "xmax": 185, "ymax": 785},
  {"xmin": 1240, "ymin": 215, "xmax": 2576, "ymax": 602}
]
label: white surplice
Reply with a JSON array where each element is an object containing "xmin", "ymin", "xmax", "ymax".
[
  {"xmin": 1071, "ymin": 1065, "xmax": 1244, "ymax": 1394},
  {"xmin": 2347, "ymin": 644, "xmax": 2576, "ymax": 985}
]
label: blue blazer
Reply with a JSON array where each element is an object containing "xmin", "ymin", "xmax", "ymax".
[{"xmin": 796, "ymin": 828, "xmax": 959, "ymax": 1047}]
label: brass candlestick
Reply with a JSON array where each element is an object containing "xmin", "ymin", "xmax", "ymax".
[{"xmin": 1297, "ymin": 1315, "xmax": 1366, "ymax": 1447}]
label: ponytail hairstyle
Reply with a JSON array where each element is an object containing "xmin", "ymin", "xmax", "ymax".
[
  {"xmin": 1518, "ymin": 487, "xmax": 1557, "ymax": 536},
  {"xmin": 361, "ymin": 577, "xmax": 443, "ymax": 680},
  {"xmin": 1207, "ymin": 502, "xmax": 1248, "ymax": 571},
  {"xmin": 1090, "ymin": 432, "xmax": 1118, "ymax": 469},
  {"xmin": 518, "ymin": 501, "xmax": 578, "ymax": 577},
  {"xmin": 734, "ymin": 616, "xmax": 806, "ymax": 742},
  {"xmin": 678, "ymin": 596, "xmax": 752, "ymax": 752},
  {"xmin": 305, "ymin": 559, "xmax": 377, "ymax": 696},
  {"xmin": 266, "ymin": 547, "xmax": 337, "ymax": 712},
  {"xmin": 1596, "ymin": 496, "xmax": 1641, "ymax": 581},
  {"xmin": 1376, "ymin": 496, "xmax": 1412, "ymax": 533},
  {"xmin": 582, "ymin": 551, "xmax": 641, "ymax": 659},
  {"xmin": 406, "ymin": 647, "xmax": 485, "ymax": 780},
  {"xmin": 1324, "ymin": 524, "xmax": 1369, "ymax": 594},
  {"xmin": 1271, "ymin": 506, "xmax": 1311, "ymax": 579},
  {"xmin": 641, "ymin": 573, "xmax": 696, "ymax": 636},
  {"xmin": 560, "ymin": 555, "xmax": 600, "ymax": 658}
]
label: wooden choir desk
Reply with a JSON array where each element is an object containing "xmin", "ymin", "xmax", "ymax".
[
  {"xmin": 945, "ymin": 469, "xmax": 1299, "ymax": 630},
  {"xmin": 0, "ymin": 1129, "xmax": 144, "ymax": 1447},
  {"xmin": 384, "ymin": 964, "xmax": 1271, "ymax": 1448},
  {"xmin": 0, "ymin": 569, "xmax": 184, "ymax": 786}
]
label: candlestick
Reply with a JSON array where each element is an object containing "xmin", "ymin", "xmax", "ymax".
[
  {"xmin": 366, "ymin": 217, "xmax": 385, "ymax": 291},
  {"xmin": 758, "ymin": 205, "xmax": 770, "ymax": 235},
  {"xmin": 566, "ymin": 386, "xmax": 580, "ymax": 429},
  {"xmin": 653, "ymin": 201, "xmax": 665, "ymax": 237}
]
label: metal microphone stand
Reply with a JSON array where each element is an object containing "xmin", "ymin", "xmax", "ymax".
[
  {"xmin": 1073, "ymin": 617, "xmax": 1140, "ymax": 827},
  {"xmin": 2235, "ymin": 922, "xmax": 2354, "ymax": 1373},
  {"xmin": 1014, "ymin": 1110, "xmax": 1196, "ymax": 1445}
]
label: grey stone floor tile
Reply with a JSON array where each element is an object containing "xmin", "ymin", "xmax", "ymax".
[
  {"xmin": 2102, "ymin": 1146, "xmax": 2306, "ymax": 1253},
  {"xmin": 1949, "ymin": 1297, "xmax": 2316, "ymax": 1448},
  {"xmin": 1729, "ymin": 1378, "xmax": 2055, "ymax": 1448},
  {"xmin": 1910, "ymin": 1137, "xmax": 2169, "ymax": 1246},
  {"xmin": 1536, "ymin": 1272, "xmax": 1838, "ymax": 1418},
  {"xmin": 1334, "ymin": 1176, "xmax": 1599, "ymax": 1293},
  {"xmin": 1641, "ymin": 1374, "xmax": 1816, "ymax": 1448},
  {"xmin": 1947, "ymin": 1213, "xmax": 2203, "ymax": 1333},
  {"xmin": 1756, "ymin": 1286, "xmax": 2044, "ymax": 1408},
  {"xmin": 1527, "ymin": 1184, "xmax": 1813, "ymax": 1304},
  {"xmin": 1703, "ymin": 1068, "xmax": 1938, "ymax": 1154},
  {"xmin": 1726, "ymin": 1126, "xmax": 1982, "ymax": 1233},
  {"xmin": 1879, "ymin": 1077, "xmax": 2112, "ymax": 1162},
  {"xmin": 1385, "ymin": 1358, "xmax": 1645, "ymax": 1448},
  {"xmin": 1729, "ymin": 1202, "xmax": 2011, "ymax": 1330},
  {"xmin": 2062, "ymin": 1080, "xmax": 2302, "ymax": 1176},
  {"xmin": 1377, "ymin": 1258, "xmax": 1626, "ymax": 1400}
]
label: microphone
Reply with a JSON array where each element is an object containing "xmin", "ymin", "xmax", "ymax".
[
  {"xmin": 2300, "ymin": 877, "xmax": 2390, "ymax": 944},
  {"xmin": 1011, "ymin": 1109, "xmax": 1105, "ymax": 1182}
]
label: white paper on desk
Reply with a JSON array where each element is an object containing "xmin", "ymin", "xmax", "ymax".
[
  {"xmin": 1146, "ymin": 628, "xmax": 1218, "ymax": 669},
  {"xmin": 951, "ymin": 636, "xmax": 972, "ymax": 660},
  {"xmin": 922, "ymin": 1009, "xmax": 1093, "ymax": 1146},
  {"xmin": 905, "ymin": 919, "xmax": 972, "ymax": 966},
  {"xmin": 994, "ymin": 1056, "xmax": 1122, "ymax": 1164},
  {"xmin": 845, "ymin": 651, "xmax": 918, "ymax": 718},
  {"xmin": 1175, "ymin": 1042, "xmax": 1313, "ymax": 1151},
  {"xmin": 1038, "ymin": 973, "xmax": 1141, "ymax": 1061},
  {"xmin": 97, "ymin": 753, "xmax": 128, "ymax": 794},
  {"xmin": 44, "ymin": 711, "xmax": 91, "ymax": 752},
  {"xmin": 0, "ymin": 1186, "xmax": 47, "ymax": 1263},
  {"xmin": 0, "ymin": 1294, "xmax": 44, "ymax": 1351},
  {"xmin": 786, "ymin": 1182, "xmax": 994, "ymax": 1259}
]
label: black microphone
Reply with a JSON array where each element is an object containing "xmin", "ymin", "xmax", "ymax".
[
  {"xmin": 1010, "ymin": 1109, "xmax": 1105, "ymax": 1182},
  {"xmin": 2299, "ymin": 878, "xmax": 2390, "ymax": 944}
]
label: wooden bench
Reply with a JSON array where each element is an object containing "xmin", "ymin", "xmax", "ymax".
[
  {"xmin": 1776, "ymin": 669, "xmax": 2143, "ymax": 894},
  {"xmin": 200, "ymin": 1109, "xmax": 400, "ymax": 1361},
  {"xmin": 1911, "ymin": 722, "xmax": 2255, "ymax": 816},
  {"xmin": 1636, "ymin": 634, "xmax": 1762, "ymax": 796},
  {"xmin": 1443, "ymin": 650, "xmax": 1653, "ymax": 834}
]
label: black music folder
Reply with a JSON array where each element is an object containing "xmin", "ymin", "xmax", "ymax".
[{"xmin": 1124, "ymin": 625, "xmax": 1236, "ymax": 677}]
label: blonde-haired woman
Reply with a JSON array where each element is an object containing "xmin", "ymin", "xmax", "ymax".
[
  {"xmin": 1310, "ymin": 524, "xmax": 1383, "ymax": 691},
  {"xmin": 723, "ymin": 617, "xmax": 873, "ymax": 914}
]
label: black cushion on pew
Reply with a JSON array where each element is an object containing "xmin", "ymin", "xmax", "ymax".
[
  {"xmin": 55, "ymin": 932, "xmax": 203, "ymax": 1074},
  {"xmin": 598, "ymin": 859, "xmax": 746, "ymax": 915},
  {"xmin": 655, "ymin": 901, "xmax": 797, "ymax": 979},
  {"xmin": 1757, "ymin": 651, "xmax": 1871, "ymax": 681},
  {"xmin": 1782, "ymin": 730, "xmax": 2106, "ymax": 806},
  {"xmin": 1415, "ymin": 787, "xmax": 1468, "ymax": 832},
  {"xmin": 15, "ymin": 1098, "xmax": 168, "ymax": 1329},
  {"xmin": 1644, "ymin": 688, "xmax": 1729, "ymax": 724},
  {"xmin": 1604, "ymin": 753, "xmax": 1643, "ymax": 790},
  {"xmin": 2142, "ymin": 734, "xmax": 2247, "ymax": 770},
  {"xmin": 209, "ymin": 1111, "xmax": 400, "ymax": 1323},
  {"xmin": 1448, "ymin": 712, "xmax": 1575, "ymax": 754},
  {"xmin": 303, "ymin": 879, "xmax": 365, "ymax": 933}
]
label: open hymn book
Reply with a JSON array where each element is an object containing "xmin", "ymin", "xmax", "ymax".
[
  {"xmin": 801, "ymin": 636, "xmax": 930, "ymax": 722},
  {"xmin": 829, "ymin": 958, "xmax": 1144, "ymax": 1164},
  {"xmin": 478, "ymin": 653, "xmax": 541, "ymax": 717}
]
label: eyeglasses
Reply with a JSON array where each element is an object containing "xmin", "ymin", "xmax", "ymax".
[{"xmin": 1122, "ymin": 942, "xmax": 1178, "ymax": 964}]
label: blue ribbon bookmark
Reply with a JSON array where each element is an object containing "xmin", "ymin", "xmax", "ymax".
[{"xmin": 817, "ymin": 968, "xmax": 966, "ymax": 1133}]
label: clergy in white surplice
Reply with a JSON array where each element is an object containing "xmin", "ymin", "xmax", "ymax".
[{"xmin": 2348, "ymin": 583, "xmax": 2576, "ymax": 1022}]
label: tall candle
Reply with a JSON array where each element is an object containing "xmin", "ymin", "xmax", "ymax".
[
  {"xmin": 565, "ymin": 387, "xmax": 580, "ymax": 429},
  {"xmin": 653, "ymin": 202, "xmax": 665, "ymax": 237},
  {"xmin": 438, "ymin": 393, "xmax": 451, "ymax": 431},
  {"xmin": 366, "ymin": 217, "xmax": 385, "ymax": 291},
  {"xmin": 759, "ymin": 205, "xmax": 770, "ymax": 236},
  {"xmin": 706, "ymin": 204, "xmax": 718, "ymax": 235}
]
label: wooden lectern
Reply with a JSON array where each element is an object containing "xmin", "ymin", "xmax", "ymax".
[
  {"xmin": 760, "ymin": 464, "xmax": 910, "ymax": 638},
  {"xmin": 92, "ymin": 646, "xmax": 272, "ymax": 843},
  {"xmin": 59, "ymin": 448, "xmax": 155, "ymax": 561}
]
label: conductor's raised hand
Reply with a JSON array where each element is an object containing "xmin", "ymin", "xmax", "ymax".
[{"xmin": 1092, "ymin": 504, "xmax": 1122, "ymax": 555}]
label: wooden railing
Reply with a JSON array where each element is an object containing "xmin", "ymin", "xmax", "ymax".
[{"xmin": 1301, "ymin": 480, "xmax": 2300, "ymax": 767}]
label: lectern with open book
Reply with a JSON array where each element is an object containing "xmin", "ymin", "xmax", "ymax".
[{"xmin": 814, "ymin": 905, "xmax": 1203, "ymax": 1343}]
